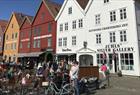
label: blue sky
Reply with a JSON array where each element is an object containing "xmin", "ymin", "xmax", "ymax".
[{"xmin": 0, "ymin": 0, "xmax": 64, "ymax": 20}]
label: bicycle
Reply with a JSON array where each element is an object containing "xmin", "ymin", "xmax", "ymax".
[{"xmin": 44, "ymin": 74, "xmax": 75, "ymax": 95}]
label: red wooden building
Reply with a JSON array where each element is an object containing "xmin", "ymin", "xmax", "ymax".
[
  {"xmin": 18, "ymin": 16, "xmax": 33, "ymax": 63},
  {"xmin": 31, "ymin": 0, "xmax": 61, "ymax": 62}
]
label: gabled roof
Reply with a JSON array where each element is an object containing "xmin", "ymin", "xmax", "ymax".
[
  {"xmin": 55, "ymin": 0, "xmax": 89, "ymax": 21},
  {"xmin": 76, "ymin": 0, "xmax": 89, "ymax": 9},
  {"xmin": 77, "ymin": 47, "xmax": 96, "ymax": 53},
  {"xmin": 0, "ymin": 20, "xmax": 8, "ymax": 26},
  {"xmin": 0, "ymin": 20, "xmax": 8, "ymax": 32},
  {"xmin": 32, "ymin": 0, "xmax": 61, "ymax": 24},
  {"xmin": 20, "ymin": 15, "xmax": 33, "ymax": 29},
  {"xmin": 14, "ymin": 12, "xmax": 31, "ymax": 26},
  {"xmin": 4, "ymin": 12, "xmax": 31, "ymax": 33},
  {"xmin": 43, "ymin": 0, "xmax": 61, "ymax": 17}
]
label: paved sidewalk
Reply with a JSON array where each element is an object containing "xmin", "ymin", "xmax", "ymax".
[{"xmin": 93, "ymin": 74, "xmax": 140, "ymax": 95}]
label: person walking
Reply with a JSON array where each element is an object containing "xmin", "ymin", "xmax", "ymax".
[{"xmin": 69, "ymin": 61, "xmax": 79, "ymax": 95}]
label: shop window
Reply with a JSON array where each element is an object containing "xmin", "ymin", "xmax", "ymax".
[{"xmin": 120, "ymin": 53, "xmax": 134, "ymax": 70}]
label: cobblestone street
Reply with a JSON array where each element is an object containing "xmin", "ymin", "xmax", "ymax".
[{"xmin": 93, "ymin": 74, "xmax": 140, "ymax": 95}]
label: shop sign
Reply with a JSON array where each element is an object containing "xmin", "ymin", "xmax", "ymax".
[
  {"xmin": 97, "ymin": 43, "xmax": 134, "ymax": 52},
  {"xmin": 89, "ymin": 23, "xmax": 128, "ymax": 32},
  {"xmin": 62, "ymin": 48, "xmax": 72, "ymax": 52}
]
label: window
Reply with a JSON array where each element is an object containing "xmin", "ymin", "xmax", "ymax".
[
  {"xmin": 72, "ymin": 20, "xmax": 76, "ymax": 29},
  {"xmin": 96, "ymin": 34, "xmax": 101, "ymax": 44},
  {"xmin": 120, "ymin": 30, "xmax": 127, "ymax": 42},
  {"xmin": 15, "ymin": 32, "xmax": 18, "ymax": 38},
  {"xmin": 95, "ymin": 14, "xmax": 100, "ymax": 25},
  {"xmin": 48, "ymin": 37, "xmax": 52, "ymax": 47},
  {"xmin": 6, "ymin": 35, "xmax": 8, "ymax": 40},
  {"xmin": 63, "ymin": 37, "xmax": 67, "ymax": 46},
  {"xmin": 60, "ymin": 24, "xmax": 63, "ymax": 32},
  {"xmin": 120, "ymin": 53, "xmax": 134, "ymax": 70},
  {"xmin": 96, "ymin": 54, "xmax": 106, "ymax": 67},
  {"xmin": 65, "ymin": 23, "xmax": 68, "ymax": 31},
  {"xmin": 27, "ymin": 42, "xmax": 30, "ymax": 48},
  {"xmin": 68, "ymin": 7, "xmax": 72, "ymax": 14},
  {"xmin": 37, "ymin": 40, "xmax": 40, "ymax": 48},
  {"xmin": 110, "ymin": 32, "xmax": 116, "ymax": 43},
  {"xmin": 11, "ymin": 43, "xmax": 13, "ymax": 50},
  {"xmin": 14, "ymin": 43, "xmax": 16, "ymax": 50},
  {"xmin": 5, "ymin": 44, "xmax": 7, "ymax": 50},
  {"xmin": 33, "ymin": 40, "xmax": 37, "ymax": 48},
  {"xmin": 11, "ymin": 24, "xmax": 14, "ymax": 28},
  {"xmin": 104, "ymin": 0, "xmax": 109, "ymax": 3},
  {"xmin": 29, "ymin": 31, "xmax": 31, "ymax": 37},
  {"xmin": 120, "ymin": 8, "xmax": 127, "ymax": 20},
  {"xmin": 12, "ymin": 33, "xmax": 14, "ymax": 39},
  {"xmin": 79, "ymin": 19, "xmax": 83, "ymax": 28},
  {"xmin": 58, "ymin": 38, "xmax": 62, "ymax": 47},
  {"xmin": 41, "ymin": 12, "xmax": 45, "ymax": 22},
  {"xmin": 37, "ymin": 27, "xmax": 41, "ymax": 36},
  {"xmin": 72, "ymin": 36, "xmax": 76, "ymax": 46},
  {"xmin": 34, "ymin": 27, "xmax": 37, "ymax": 36},
  {"xmin": 48, "ymin": 23, "xmax": 52, "ymax": 32},
  {"xmin": 110, "ymin": 11, "xmax": 116, "ymax": 22}
]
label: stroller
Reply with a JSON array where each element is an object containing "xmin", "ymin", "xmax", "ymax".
[{"xmin": 79, "ymin": 76, "xmax": 99, "ymax": 95}]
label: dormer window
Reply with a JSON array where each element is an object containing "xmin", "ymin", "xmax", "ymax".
[
  {"xmin": 68, "ymin": 7, "xmax": 72, "ymax": 14},
  {"xmin": 104, "ymin": 0, "xmax": 109, "ymax": 3},
  {"xmin": 11, "ymin": 24, "xmax": 14, "ymax": 28},
  {"xmin": 41, "ymin": 12, "xmax": 45, "ymax": 22}
]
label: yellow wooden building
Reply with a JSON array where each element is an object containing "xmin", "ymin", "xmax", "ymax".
[{"xmin": 3, "ymin": 12, "xmax": 26, "ymax": 63}]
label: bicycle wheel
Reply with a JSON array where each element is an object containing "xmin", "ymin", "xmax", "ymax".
[
  {"xmin": 45, "ymin": 87, "xmax": 55, "ymax": 95},
  {"xmin": 61, "ymin": 84, "xmax": 75, "ymax": 95}
]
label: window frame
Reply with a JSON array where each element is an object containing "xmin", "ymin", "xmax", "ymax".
[
  {"xmin": 68, "ymin": 7, "xmax": 72, "ymax": 14},
  {"xmin": 110, "ymin": 32, "xmax": 116, "ymax": 43},
  {"xmin": 95, "ymin": 14, "xmax": 101, "ymax": 25},
  {"xmin": 72, "ymin": 36, "xmax": 76, "ymax": 46},
  {"xmin": 79, "ymin": 19, "xmax": 83, "ymax": 28},
  {"xmin": 110, "ymin": 10, "xmax": 116, "ymax": 22}
]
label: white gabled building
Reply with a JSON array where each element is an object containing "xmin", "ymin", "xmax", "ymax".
[
  {"xmin": 84, "ymin": 0, "xmax": 140, "ymax": 76},
  {"xmin": 55, "ymin": 0, "xmax": 90, "ymax": 63}
]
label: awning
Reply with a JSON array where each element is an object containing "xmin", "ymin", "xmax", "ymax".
[{"xmin": 18, "ymin": 52, "xmax": 44, "ymax": 57}]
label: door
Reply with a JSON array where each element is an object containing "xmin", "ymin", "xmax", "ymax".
[{"xmin": 79, "ymin": 55, "xmax": 93, "ymax": 67}]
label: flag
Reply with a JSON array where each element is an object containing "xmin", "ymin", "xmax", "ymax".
[
  {"xmin": 112, "ymin": 49, "xmax": 116, "ymax": 60},
  {"xmin": 102, "ymin": 51, "xmax": 107, "ymax": 60}
]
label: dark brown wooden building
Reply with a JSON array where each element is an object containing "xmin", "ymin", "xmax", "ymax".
[{"xmin": 0, "ymin": 20, "xmax": 8, "ymax": 61}]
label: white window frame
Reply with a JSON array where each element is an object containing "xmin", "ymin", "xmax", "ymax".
[
  {"xmin": 95, "ymin": 14, "xmax": 101, "ymax": 25},
  {"xmin": 65, "ymin": 22, "xmax": 68, "ymax": 31},
  {"xmin": 120, "ymin": 30, "xmax": 127, "ymax": 42},
  {"xmin": 63, "ymin": 37, "xmax": 67, "ymax": 47},
  {"xmin": 68, "ymin": 7, "xmax": 72, "ymax": 14},
  {"xmin": 37, "ymin": 39, "xmax": 40, "ymax": 48},
  {"xmin": 60, "ymin": 24, "xmax": 63, "ymax": 32},
  {"xmin": 96, "ymin": 34, "xmax": 101, "ymax": 44},
  {"xmin": 58, "ymin": 38, "xmax": 62, "ymax": 47},
  {"xmin": 72, "ymin": 20, "xmax": 76, "ymax": 29},
  {"xmin": 110, "ymin": 32, "xmax": 116, "ymax": 43},
  {"xmin": 48, "ymin": 37, "xmax": 52, "ymax": 47},
  {"xmin": 72, "ymin": 36, "xmax": 76, "ymax": 46},
  {"xmin": 120, "ymin": 53, "xmax": 134, "ymax": 70},
  {"xmin": 120, "ymin": 8, "xmax": 127, "ymax": 20},
  {"xmin": 110, "ymin": 10, "xmax": 116, "ymax": 22},
  {"xmin": 79, "ymin": 19, "xmax": 83, "ymax": 28},
  {"xmin": 104, "ymin": 0, "xmax": 109, "ymax": 3}
]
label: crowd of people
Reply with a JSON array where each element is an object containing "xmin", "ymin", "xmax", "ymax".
[{"xmin": 0, "ymin": 59, "xmax": 80, "ymax": 95}]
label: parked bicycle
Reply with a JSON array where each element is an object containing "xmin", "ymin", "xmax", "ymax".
[{"xmin": 44, "ymin": 73, "xmax": 75, "ymax": 95}]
